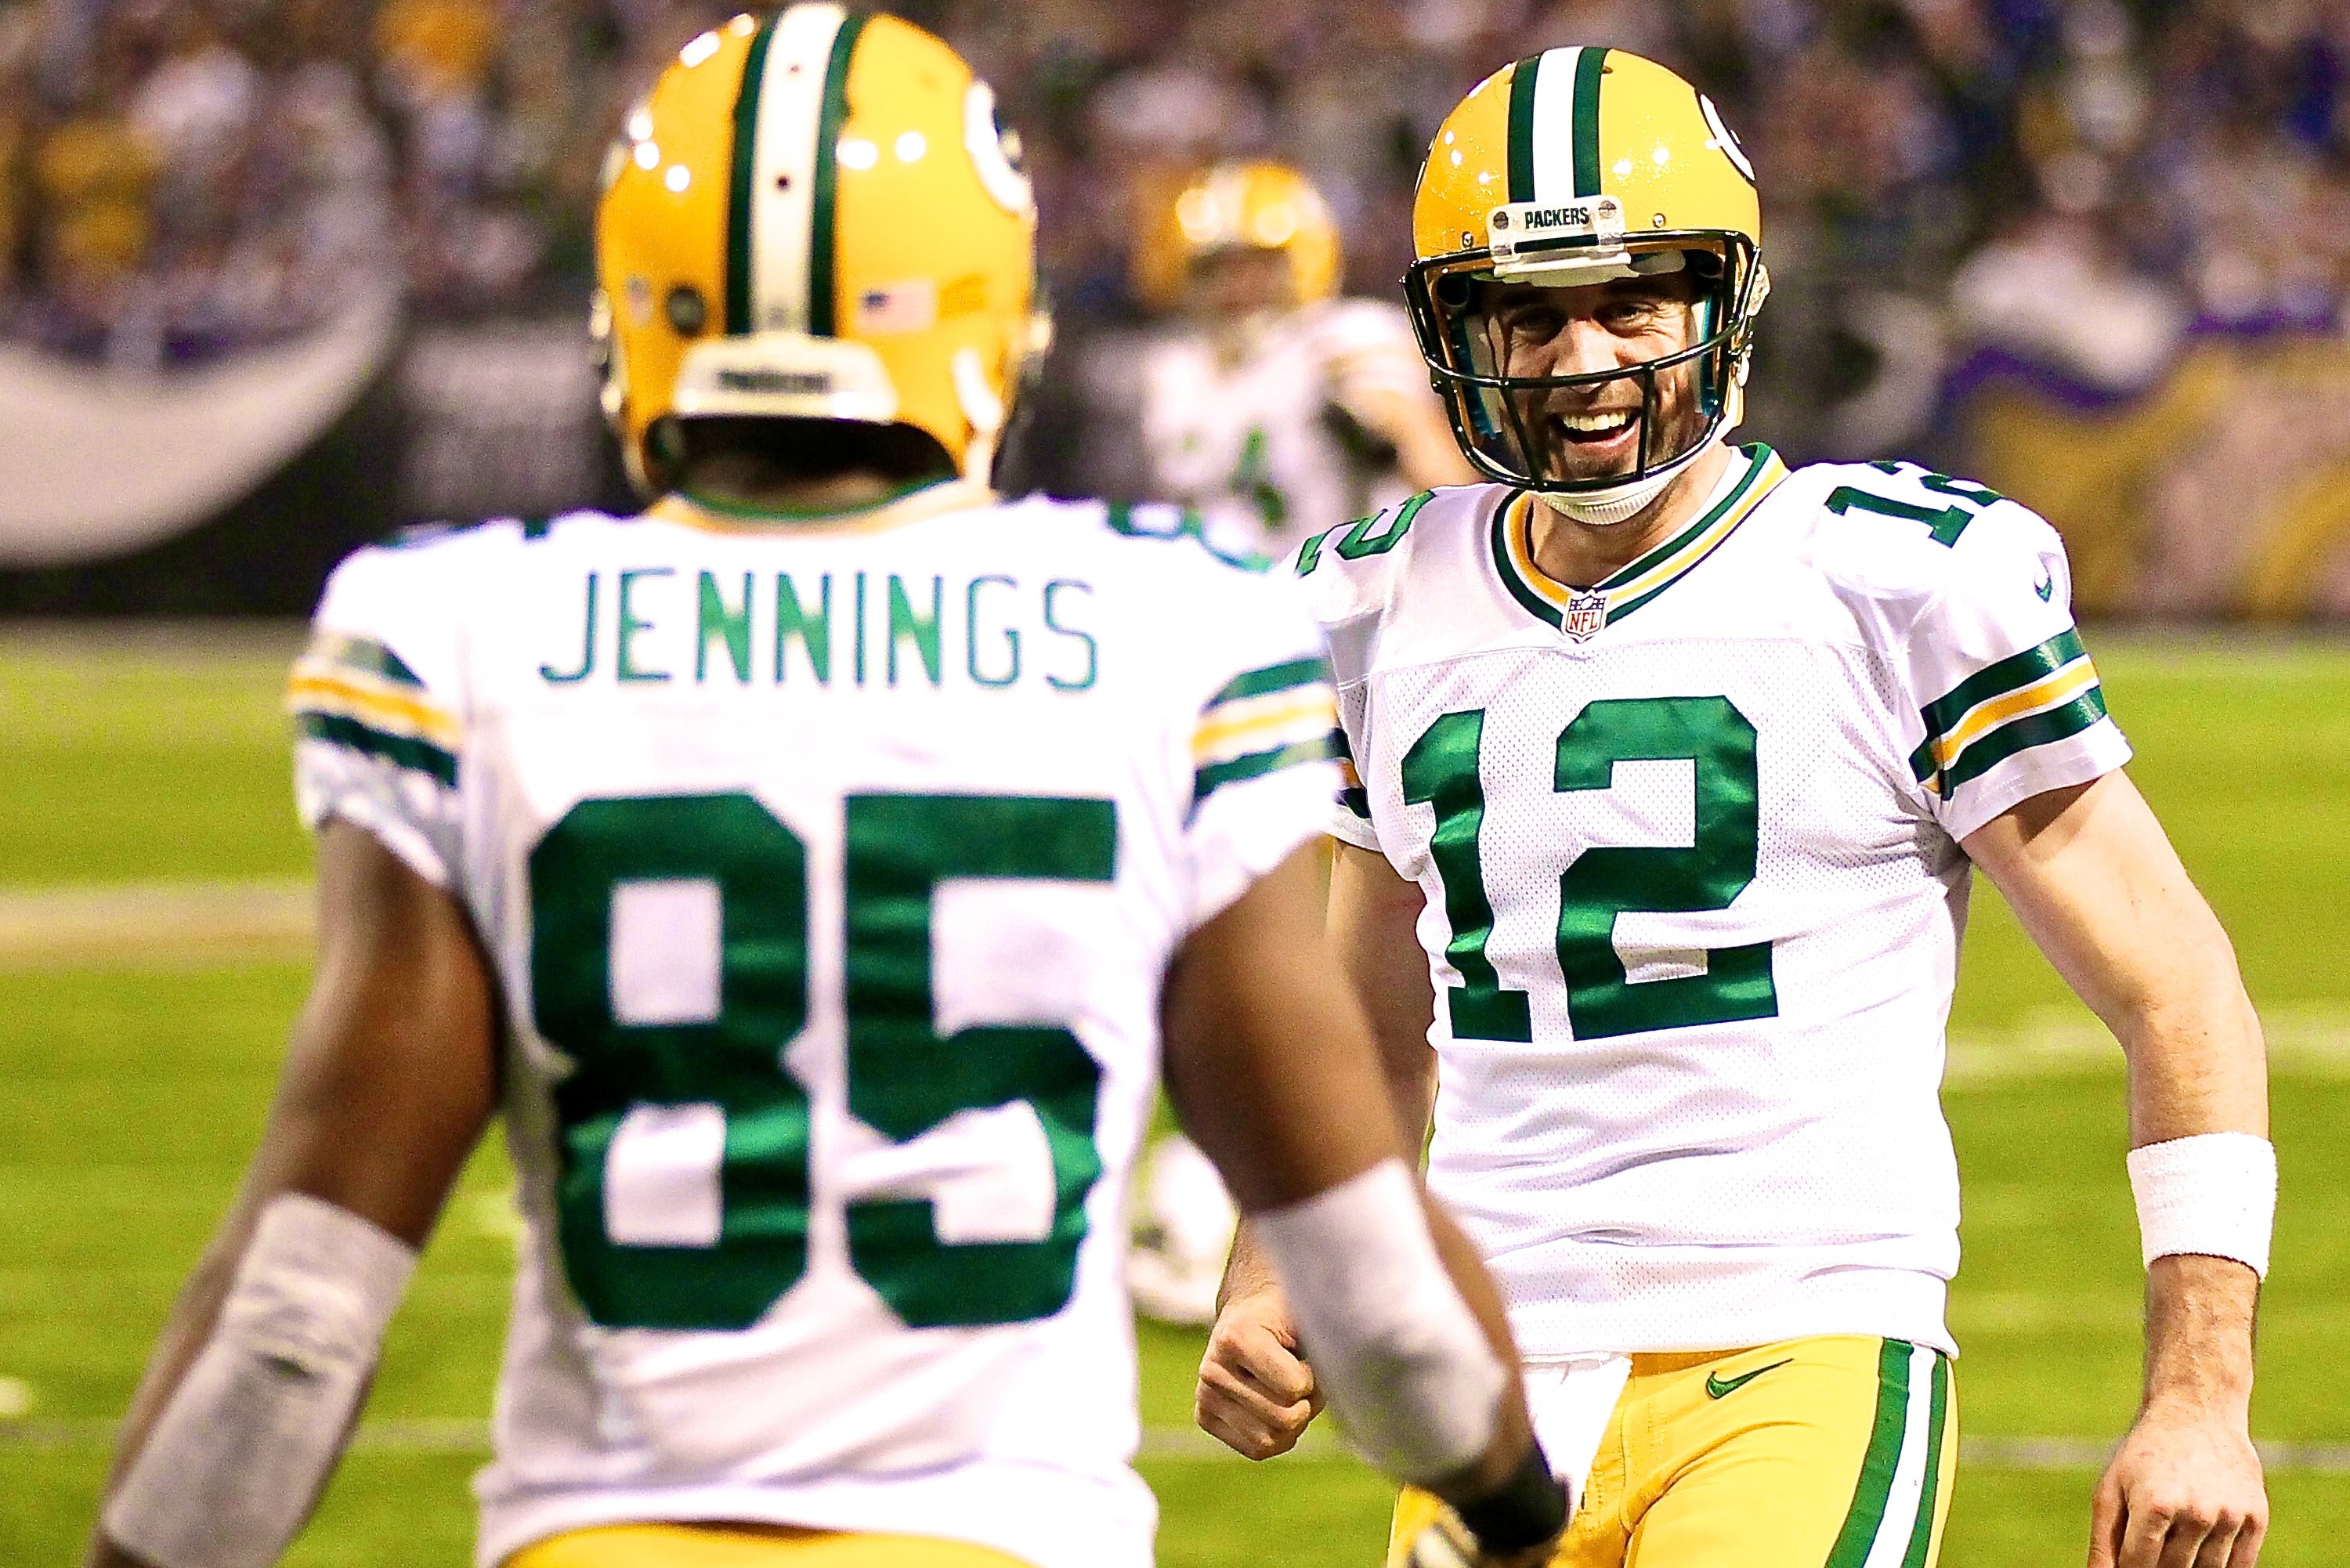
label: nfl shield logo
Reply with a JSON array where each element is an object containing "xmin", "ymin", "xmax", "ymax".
[{"xmin": 1564, "ymin": 592, "xmax": 1608, "ymax": 641}]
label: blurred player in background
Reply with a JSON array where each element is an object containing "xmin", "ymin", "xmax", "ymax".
[
  {"xmin": 1131, "ymin": 160, "xmax": 1473, "ymax": 563},
  {"xmin": 1199, "ymin": 48, "xmax": 2273, "ymax": 1568},
  {"xmin": 1123, "ymin": 160, "xmax": 1474, "ymax": 1327},
  {"xmin": 83, "ymin": 12, "xmax": 1574, "ymax": 1568}
]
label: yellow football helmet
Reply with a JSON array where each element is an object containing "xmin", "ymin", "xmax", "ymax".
[
  {"xmin": 1406, "ymin": 47, "xmax": 1767, "ymax": 496},
  {"xmin": 1133, "ymin": 161, "xmax": 1340, "ymax": 315},
  {"xmin": 594, "ymin": 5, "xmax": 1038, "ymax": 495}
]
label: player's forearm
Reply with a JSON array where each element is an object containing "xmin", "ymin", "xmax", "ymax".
[
  {"xmin": 1217, "ymin": 1219, "xmax": 1284, "ymax": 1313},
  {"xmin": 2111, "ymin": 976, "xmax": 2269, "ymax": 1148},
  {"xmin": 2139, "ymin": 1253, "xmax": 2258, "ymax": 1422}
]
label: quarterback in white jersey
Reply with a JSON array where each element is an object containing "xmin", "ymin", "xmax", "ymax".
[
  {"xmin": 1132, "ymin": 162, "xmax": 1473, "ymax": 563},
  {"xmin": 86, "ymin": 15, "xmax": 1572, "ymax": 1568},
  {"xmin": 1201, "ymin": 47, "xmax": 2273, "ymax": 1568}
]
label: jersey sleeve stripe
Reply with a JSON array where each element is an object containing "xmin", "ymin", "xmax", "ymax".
[
  {"xmin": 1915, "ymin": 628, "xmax": 2085, "ymax": 743},
  {"xmin": 304, "ymin": 632, "xmax": 426, "ymax": 688},
  {"xmin": 1191, "ymin": 732, "xmax": 1343, "ymax": 815},
  {"xmin": 1192, "ymin": 688, "xmax": 1338, "ymax": 763},
  {"xmin": 1911, "ymin": 659, "xmax": 2103, "ymax": 791},
  {"xmin": 295, "ymin": 710, "xmax": 459, "ymax": 787},
  {"xmin": 1207, "ymin": 655, "xmax": 1332, "ymax": 707},
  {"xmin": 1936, "ymin": 685, "xmax": 2110, "ymax": 794},
  {"xmin": 288, "ymin": 671, "xmax": 462, "ymax": 748}
]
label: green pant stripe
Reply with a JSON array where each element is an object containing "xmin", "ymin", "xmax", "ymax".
[
  {"xmin": 724, "ymin": 14, "xmax": 782, "ymax": 336},
  {"xmin": 1570, "ymin": 46, "xmax": 1608, "ymax": 197},
  {"xmin": 1900, "ymin": 1353, "xmax": 1953, "ymax": 1568},
  {"xmin": 1941, "ymin": 687, "xmax": 2108, "ymax": 791},
  {"xmin": 1824, "ymin": 1338, "xmax": 1913, "ymax": 1568},
  {"xmin": 1506, "ymin": 53, "xmax": 1542, "ymax": 204},
  {"xmin": 1918, "ymin": 628, "xmax": 2087, "ymax": 744},
  {"xmin": 805, "ymin": 10, "xmax": 870, "ymax": 338},
  {"xmin": 295, "ymin": 710, "xmax": 458, "ymax": 787}
]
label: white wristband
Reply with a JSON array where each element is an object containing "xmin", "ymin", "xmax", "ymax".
[
  {"xmin": 2126, "ymin": 1132, "xmax": 2276, "ymax": 1278},
  {"xmin": 1253, "ymin": 1158, "xmax": 1506, "ymax": 1485}
]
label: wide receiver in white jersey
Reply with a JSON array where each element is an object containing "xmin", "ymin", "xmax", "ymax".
[
  {"xmin": 1198, "ymin": 47, "xmax": 2274, "ymax": 1568},
  {"xmin": 1130, "ymin": 161, "xmax": 1474, "ymax": 564},
  {"xmin": 83, "ymin": 14, "xmax": 1574, "ymax": 1568},
  {"xmin": 1123, "ymin": 160, "xmax": 1478, "ymax": 1327}
]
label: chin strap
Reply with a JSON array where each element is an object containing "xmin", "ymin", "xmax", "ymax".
[{"xmin": 1535, "ymin": 367, "xmax": 1748, "ymax": 528}]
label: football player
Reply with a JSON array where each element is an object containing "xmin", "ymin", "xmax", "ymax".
[
  {"xmin": 1123, "ymin": 161, "xmax": 1477, "ymax": 1326},
  {"xmin": 1130, "ymin": 161, "xmax": 1474, "ymax": 562},
  {"xmin": 1197, "ymin": 48, "xmax": 2273, "ymax": 1568},
  {"xmin": 81, "ymin": 13, "xmax": 1571, "ymax": 1568}
]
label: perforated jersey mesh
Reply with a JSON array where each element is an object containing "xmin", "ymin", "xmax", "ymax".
[{"xmin": 1361, "ymin": 633, "xmax": 1968, "ymax": 1354}]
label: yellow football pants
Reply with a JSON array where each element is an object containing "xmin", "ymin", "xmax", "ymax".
[
  {"xmin": 504, "ymin": 1523, "xmax": 1035, "ymax": 1568},
  {"xmin": 1389, "ymin": 1336, "xmax": 1957, "ymax": 1568}
]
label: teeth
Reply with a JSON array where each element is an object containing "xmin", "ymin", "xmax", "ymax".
[{"xmin": 1559, "ymin": 410, "xmax": 1635, "ymax": 434}]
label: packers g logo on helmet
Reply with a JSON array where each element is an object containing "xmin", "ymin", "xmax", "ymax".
[
  {"xmin": 595, "ymin": 5, "xmax": 1041, "ymax": 495},
  {"xmin": 1404, "ymin": 47, "xmax": 1770, "ymax": 497},
  {"xmin": 1132, "ymin": 161, "xmax": 1341, "ymax": 315}
]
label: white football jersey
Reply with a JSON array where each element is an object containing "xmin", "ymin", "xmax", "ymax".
[
  {"xmin": 1298, "ymin": 444, "xmax": 2130, "ymax": 1360},
  {"xmin": 287, "ymin": 482, "xmax": 1340, "ymax": 1568},
  {"xmin": 1137, "ymin": 297, "xmax": 1430, "ymax": 562}
]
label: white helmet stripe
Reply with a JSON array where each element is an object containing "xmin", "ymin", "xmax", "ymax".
[
  {"xmin": 743, "ymin": 3, "xmax": 849, "ymax": 337},
  {"xmin": 1528, "ymin": 45, "xmax": 1583, "ymax": 204}
]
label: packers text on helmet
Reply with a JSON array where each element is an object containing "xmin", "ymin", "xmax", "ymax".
[{"xmin": 1405, "ymin": 48, "xmax": 1767, "ymax": 500}]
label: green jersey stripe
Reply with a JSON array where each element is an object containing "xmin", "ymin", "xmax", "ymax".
[
  {"xmin": 314, "ymin": 634, "xmax": 424, "ymax": 688},
  {"xmin": 1917, "ymin": 628, "xmax": 2088, "ymax": 745},
  {"xmin": 1940, "ymin": 687, "xmax": 2109, "ymax": 792},
  {"xmin": 1208, "ymin": 656, "xmax": 1331, "ymax": 708},
  {"xmin": 725, "ymin": 15, "xmax": 782, "ymax": 335},
  {"xmin": 806, "ymin": 10, "xmax": 869, "ymax": 338},
  {"xmin": 1506, "ymin": 53, "xmax": 1542, "ymax": 204},
  {"xmin": 1900, "ymin": 1353, "xmax": 1953, "ymax": 1568},
  {"xmin": 296, "ymin": 711, "xmax": 458, "ymax": 787},
  {"xmin": 1824, "ymin": 1338, "xmax": 1914, "ymax": 1568},
  {"xmin": 1570, "ymin": 46, "xmax": 1608, "ymax": 197},
  {"xmin": 1595, "ymin": 443, "xmax": 1771, "ymax": 592},
  {"xmin": 1489, "ymin": 505, "xmax": 1566, "ymax": 630},
  {"xmin": 1192, "ymin": 733, "xmax": 1342, "ymax": 811}
]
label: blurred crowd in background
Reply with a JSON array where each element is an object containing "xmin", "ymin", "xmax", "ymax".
[
  {"xmin": 9, "ymin": 0, "xmax": 2350, "ymax": 623},
  {"xmin": 3, "ymin": 0, "xmax": 2346, "ymax": 381}
]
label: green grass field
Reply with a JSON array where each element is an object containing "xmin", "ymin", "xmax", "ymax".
[{"xmin": 2, "ymin": 627, "xmax": 2345, "ymax": 1566}]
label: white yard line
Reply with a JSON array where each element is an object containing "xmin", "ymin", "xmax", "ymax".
[{"xmin": 0, "ymin": 879, "xmax": 313, "ymax": 969}]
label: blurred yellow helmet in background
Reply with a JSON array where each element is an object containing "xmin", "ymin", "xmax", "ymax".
[
  {"xmin": 1132, "ymin": 160, "xmax": 1340, "ymax": 315},
  {"xmin": 595, "ymin": 4, "xmax": 1039, "ymax": 495},
  {"xmin": 1405, "ymin": 46, "xmax": 1768, "ymax": 497}
]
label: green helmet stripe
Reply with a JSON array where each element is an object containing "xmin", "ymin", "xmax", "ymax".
[
  {"xmin": 1571, "ymin": 45, "xmax": 1608, "ymax": 197},
  {"xmin": 725, "ymin": 16, "xmax": 782, "ymax": 336},
  {"xmin": 806, "ymin": 11, "xmax": 870, "ymax": 338},
  {"xmin": 1506, "ymin": 52, "xmax": 1542, "ymax": 204}
]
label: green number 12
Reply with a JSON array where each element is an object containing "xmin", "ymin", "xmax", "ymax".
[{"xmin": 1402, "ymin": 695, "xmax": 1777, "ymax": 1042}]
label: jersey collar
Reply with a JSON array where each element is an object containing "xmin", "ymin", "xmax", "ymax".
[
  {"xmin": 1490, "ymin": 443, "xmax": 1788, "ymax": 641},
  {"xmin": 650, "ymin": 477, "xmax": 995, "ymax": 536}
]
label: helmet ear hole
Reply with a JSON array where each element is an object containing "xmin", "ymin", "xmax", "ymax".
[{"xmin": 1434, "ymin": 272, "xmax": 1473, "ymax": 310}]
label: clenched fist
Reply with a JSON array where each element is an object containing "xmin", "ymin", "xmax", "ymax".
[{"xmin": 1195, "ymin": 1287, "xmax": 1323, "ymax": 1459}]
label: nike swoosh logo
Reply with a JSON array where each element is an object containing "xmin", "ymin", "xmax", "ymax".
[
  {"xmin": 1705, "ymin": 1357, "xmax": 1794, "ymax": 1400},
  {"xmin": 2034, "ymin": 570, "xmax": 2055, "ymax": 602}
]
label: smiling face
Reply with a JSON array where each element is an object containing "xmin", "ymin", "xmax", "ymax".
[{"xmin": 1475, "ymin": 269, "xmax": 1709, "ymax": 485}]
